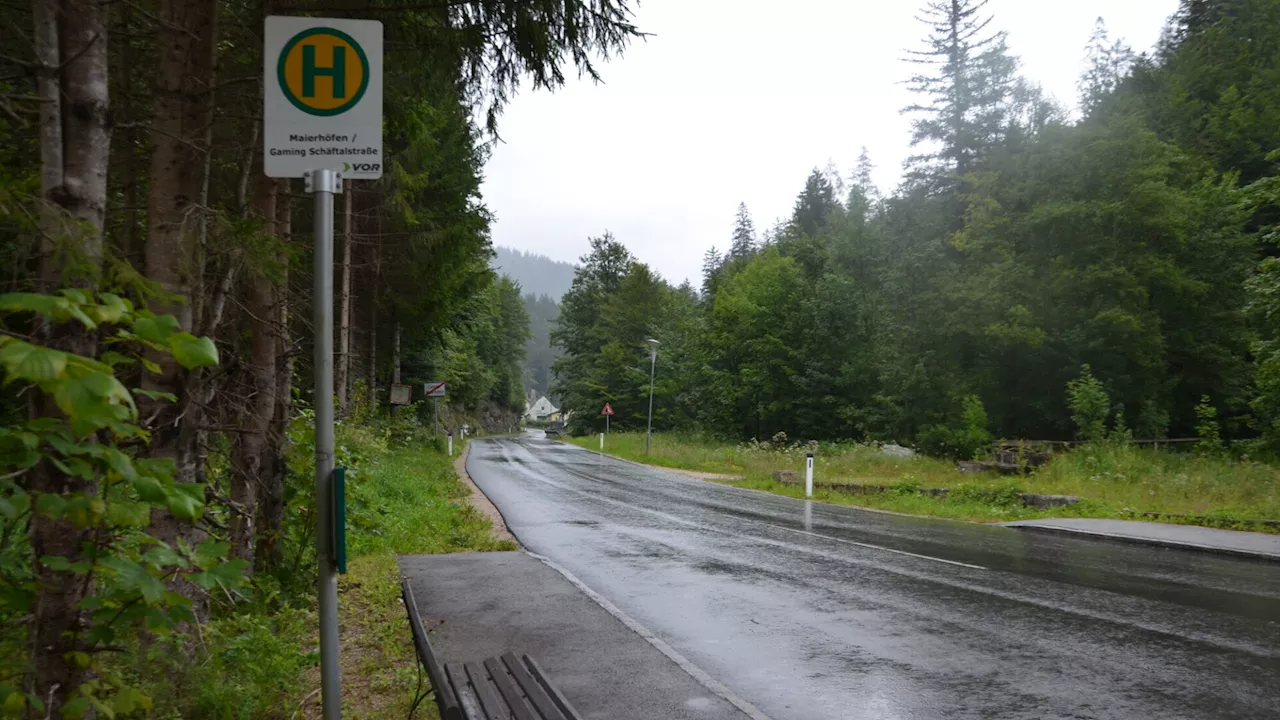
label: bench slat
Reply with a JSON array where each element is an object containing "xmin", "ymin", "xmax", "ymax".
[
  {"xmin": 522, "ymin": 655, "xmax": 584, "ymax": 720},
  {"xmin": 446, "ymin": 664, "xmax": 489, "ymax": 720},
  {"xmin": 465, "ymin": 661, "xmax": 512, "ymax": 720},
  {"xmin": 484, "ymin": 656, "xmax": 537, "ymax": 720},
  {"xmin": 501, "ymin": 653, "xmax": 568, "ymax": 720}
]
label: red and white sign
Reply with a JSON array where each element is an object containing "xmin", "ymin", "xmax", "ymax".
[
  {"xmin": 601, "ymin": 403, "xmax": 614, "ymax": 416},
  {"xmin": 423, "ymin": 381, "xmax": 447, "ymax": 398}
]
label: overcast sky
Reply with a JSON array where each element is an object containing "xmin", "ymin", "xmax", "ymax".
[{"xmin": 481, "ymin": 0, "xmax": 1181, "ymax": 286}]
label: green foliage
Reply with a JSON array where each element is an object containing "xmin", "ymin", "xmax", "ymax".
[
  {"xmin": 1195, "ymin": 396, "xmax": 1225, "ymax": 455},
  {"xmin": 0, "ymin": 290, "xmax": 241, "ymax": 715},
  {"xmin": 917, "ymin": 396, "xmax": 993, "ymax": 460},
  {"xmin": 1067, "ymin": 365, "xmax": 1111, "ymax": 443}
]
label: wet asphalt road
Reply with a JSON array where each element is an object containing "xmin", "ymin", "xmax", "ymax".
[{"xmin": 465, "ymin": 433, "xmax": 1280, "ymax": 720}]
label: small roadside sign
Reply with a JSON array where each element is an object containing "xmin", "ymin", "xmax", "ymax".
[
  {"xmin": 601, "ymin": 403, "xmax": 614, "ymax": 415},
  {"xmin": 264, "ymin": 16, "xmax": 383, "ymax": 179},
  {"xmin": 424, "ymin": 381, "xmax": 447, "ymax": 398},
  {"xmin": 389, "ymin": 384, "xmax": 411, "ymax": 405}
]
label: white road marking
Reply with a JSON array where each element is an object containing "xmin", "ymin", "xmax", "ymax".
[{"xmin": 526, "ymin": 550, "xmax": 776, "ymax": 720}]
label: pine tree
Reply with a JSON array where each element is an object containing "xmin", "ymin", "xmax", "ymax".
[
  {"xmin": 792, "ymin": 169, "xmax": 838, "ymax": 236},
  {"xmin": 701, "ymin": 245, "xmax": 724, "ymax": 297},
  {"xmin": 1078, "ymin": 18, "xmax": 1134, "ymax": 116},
  {"xmin": 903, "ymin": 0, "xmax": 1018, "ymax": 184},
  {"xmin": 849, "ymin": 147, "xmax": 880, "ymax": 219},
  {"xmin": 729, "ymin": 203, "xmax": 756, "ymax": 260}
]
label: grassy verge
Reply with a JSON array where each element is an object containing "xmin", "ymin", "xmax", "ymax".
[
  {"xmin": 568, "ymin": 432, "xmax": 1280, "ymax": 530},
  {"xmin": 326, "ymin": 440, "xmax": 516, "ymax": 719},
  {"xmin": 126, "ymin": 435, "xmax": 513, "ymax": 719}
]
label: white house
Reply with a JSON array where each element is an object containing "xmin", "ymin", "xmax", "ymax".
[{"xmin": 524, "ymin": 396, "xmax": 559, "ymax": 421}]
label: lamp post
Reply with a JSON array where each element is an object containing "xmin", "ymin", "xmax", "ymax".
[{"xmin": 646, "ymin": 338, "xmax": 660, "ymax": 455}]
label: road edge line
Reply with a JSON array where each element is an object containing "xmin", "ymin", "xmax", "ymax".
[
  {"xmin": 1002, "ymin": 523, "xmax": 1280, "ymax": 563},
  {"xmin": 525, "ymin": 550, "xmax": 775, "ymax": 720}
]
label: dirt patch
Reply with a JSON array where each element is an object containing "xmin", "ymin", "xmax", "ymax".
[
  {"xmin": 661, "ymin": 467, "xmax": 743, "ymax": 482},
  {"xmin": 456, "ymin": 441, "xmax": 517, "ymax": 545}
]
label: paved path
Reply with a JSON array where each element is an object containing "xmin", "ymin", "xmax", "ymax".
[
  {"xmin": 467, "ymin": 433, "xmax": 1280, "ymax": 720},
  {"xmin": 1003, "ymin": 517, "xmax": 1280, "ymax": 560},
  {"xmin": 400, "ymin": 552, "xmax": 755, "ymax": 720}
]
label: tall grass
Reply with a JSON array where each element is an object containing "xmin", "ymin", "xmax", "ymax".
[
  {"xmin": 570, "ymin": 432, "xmax": 1280, "ymax": 528},
  {"xmin": 127, "ymin": 430, "xmax": 512, "ymax": 718}
]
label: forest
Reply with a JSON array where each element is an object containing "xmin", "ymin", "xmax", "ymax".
[
  {"xmin": 554, "ymin": 0, "xmax": 1280, "ymax": 461},
  {"xmin": 0, "ymin": 0, "xmax": 641, "ymax": 715}
]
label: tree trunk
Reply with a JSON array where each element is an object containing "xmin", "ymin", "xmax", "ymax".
[
  {"xmin": 28, "ymin": 0, "xmax": 110, "ymax": 713},
  {"xmin": 142, "ymin": 0, "xmax": 218, "ymax": 613},
  {"xmin": 367, "ymin": 232, "xmax": 379, "ymax": 409},
  {"xmin": 255, "ymin": 178, "xmax": 292, "ymax": 572},
  {"xmin": 337, "ymin": 184, "xmax": 352, "ymax": 417},
  {"xmin": 392, "ymin": 320, "xmax": 401, "ymax": 385},
  {"xmin": 368, "ymin": 288, "xmax": 377, "ymax": 409},
  {"xmin": 230, "ymin": 172, "xmax": 277, "ymax": 566}
]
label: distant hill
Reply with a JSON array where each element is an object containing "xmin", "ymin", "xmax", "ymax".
[{"xmin": 491, "ymin": 246, "xmax": 576, "ymax": 301}]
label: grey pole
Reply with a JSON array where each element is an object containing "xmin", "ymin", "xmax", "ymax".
[
  {"xmin": 434, "ymin": 396, "xmax": 439, "ymax": 434},
  {"xmin": 645, "ymin": 339, "xmax": 659, "ymax": 455},
  {"xmin": 307, "ymin": 168, "xmax": 342, "ymax": 720}
]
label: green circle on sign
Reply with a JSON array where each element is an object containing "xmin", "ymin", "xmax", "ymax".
[{"xmin": 277, "ymin": 27, "xmax": 370, "ymax": 117}]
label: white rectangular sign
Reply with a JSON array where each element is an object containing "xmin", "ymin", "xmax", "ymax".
[
  {"xmin": 264, "ymin": 16, "xmax": 383, "ymax": 179},
  {"xmin": 424, "ymin": 381, "xmax": 447, "ymax": 398}
]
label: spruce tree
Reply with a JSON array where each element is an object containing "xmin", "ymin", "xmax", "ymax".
[
  {"xmin": 1078, "ymin": 18, "xmax": 1134, "ymax": 116},
  {"xmin": 792, "ymin": 169, "xmax": 838, "ymax": 236},
  {"xmin": 729, "ymin": 203, "xmax": 757, "ymax": 260},
  {"xmin": 903, "ymin": 0, "xmax": 1018, "ymax": 184}
]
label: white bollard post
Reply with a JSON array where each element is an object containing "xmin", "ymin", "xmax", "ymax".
[
  {"xmin": 805, "ymin": 452, "xmax": 814, "ymax": 498},
  {"xmin": 448, "ymin": 432, "xmax": 453, "ymax": 457},
  {"xmin": 600, "ymin": 432, "xmax": 604, "ymax": 452}
]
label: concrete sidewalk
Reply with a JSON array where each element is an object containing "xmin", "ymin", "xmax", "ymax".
[
  {"xmin": 1003, "ymin": 518, "xmax": 1280, "ymax": 561},
  {"xmin": 398, "ymin": 551, "xmax": 755, "ymax": 720}
]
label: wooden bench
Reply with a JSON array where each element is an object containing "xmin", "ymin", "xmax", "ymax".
[{"xmin": 401, "ymin": 578, "xmax": 584, "ymax": 720}]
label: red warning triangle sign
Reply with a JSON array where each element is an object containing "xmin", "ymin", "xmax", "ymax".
[{"xmin": 601, "ymin": 403, "xmax": 614, "ymax": 415}]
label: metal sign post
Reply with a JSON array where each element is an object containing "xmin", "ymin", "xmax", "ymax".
[
  {"xmin": 423, "ymin": 382, "xmax": 446, "ymax": 435},
  {"xmin": 601, "ymin": 402, "xmax": 613, "ymax": 435},
  {"xmin": 265, "ymin": 16, "xmax": 383, "ymax": 720}
]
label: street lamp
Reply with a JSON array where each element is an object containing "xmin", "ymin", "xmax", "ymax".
[{"xmin": 646, "ymin": 338, "xmax": 660, "ymax": 455}]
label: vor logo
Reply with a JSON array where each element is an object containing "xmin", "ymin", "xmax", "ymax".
[{"xmin": 278, "ymin": 27, "xmax": 369, "ymax": 117}]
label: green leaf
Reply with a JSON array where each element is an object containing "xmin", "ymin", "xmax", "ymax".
[
  {"xmin": 132, "ymin": 388, "xmax": 177, "ymax": 403},
  {"xmin": 169, "ymin": 333, "xmax": 219, "ymax": 369},
  {"xmin": 193, "ymin": 540, "xmax": 230, "ymax": 569},
  {"xmin": 98, "ymin": 351, "xmax": 135, "ymax": 368},
  {"xmin": 102, "ymin": 448, "xmax": 138, "ymax": 481},
  {"xmin": 60, "ymin": 696, "xmax": 90, "ymax": 719},
  {"xmin": 0, "ymin": 340, "xmax": 67, "ymax": 384},
  {"xmin": 106, "ymin": 501, "xmax": 151, "ymax": 528},
  {"xmin": 99, "ymin": 556, "xmax": 165, "ymax": 604},
  {"xmin": 142, "ymin": 545, "xmax": 183, "ymax": 568},
  {"xmin": 40, "ymin": 555, "xmax": 72, "ymax": 571},
  {"xmin": 132, "ymin": 315, "xmax": 180, "ymax": 345},
  {"xmin": 209, "ymin": 559, "xmax": 250, "ymax": 588},
  {"xmin": 165, "ymin": 483, "xmax": 205, "ymax": 520},
  {"xmin": 33, "ymin": 493, "xmax": 66, "ymax": 518},
  {"xmin": 135, "ymin": 456, "xmax": 176, "ymax": 480},
  {"xmin": 130, "ymin": 475, "xmax": 167, "ymax": 504},
  {"xmin": 85, "ymin": 293, "xmax": 130, "ymax": 325},
  {"xmin": 0, "ymin": 293, "xmax": 57, "ymax": 317},
  {"xmin": 0, "ymin": 491, "xmax": 29, "ymax": 520}
]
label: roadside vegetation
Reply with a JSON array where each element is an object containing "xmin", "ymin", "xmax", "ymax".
[
  {"xmin": 568, "ymin": 432, "xmax": 1280, "ymax": 531},
  {"xmin": 120, "ymin": 420, "xmax": 511, "ymax": 719}
]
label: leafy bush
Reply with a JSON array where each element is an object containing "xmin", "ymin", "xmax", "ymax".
[
  {"xmin": 916, "ymin": 395, "xmax": 991, "ymax": 459},
  {"xmin": 0, "ymin": 291, "xmax": 246, "ymax": 715},
  {"xmin": 1067, "ymin": 365, "xmax": 1110, "ymax": 442},
  {"xmin": 1195, "ymin": 396, "xmax": 1224, "ymax": 455}
]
